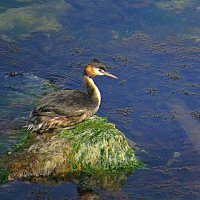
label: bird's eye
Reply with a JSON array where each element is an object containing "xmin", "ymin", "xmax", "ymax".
[{"xmin": 99, "ymin": 66, "xmax": 106, "ymax": 71}]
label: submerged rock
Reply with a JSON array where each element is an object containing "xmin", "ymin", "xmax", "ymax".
[
  {"xmin": 155, "ymin": 0, "xmax": 194, "ymax": 13},
  {"xmin": 0, "ymin": 0, "xmax": 71, "ymax": 35},
  {"xmin": 1, "ymin": 116, "xmax": 141, "ymax": 182}
]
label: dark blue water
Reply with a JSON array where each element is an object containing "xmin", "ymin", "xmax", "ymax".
[{"xmin": 1, "ymin": 0, "xmax": 200, "ymax": 199}]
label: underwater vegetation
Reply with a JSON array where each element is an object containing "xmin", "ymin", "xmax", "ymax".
[
  {"xmin": 155, "ymin": 0, "xmax": 195, "ymax": 13},
  {"xmin": 0, "ymin": 168, "xmax": 9, "ymax": 184},
  {"xmin": 0, "ymin": 0, "xmax": 71, "ymax": 35}
]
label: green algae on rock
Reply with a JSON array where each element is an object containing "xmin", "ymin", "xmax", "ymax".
[
  {"xmin": 0, "ymin": 0, "xmax": 71, "ymax": 35},
  {"xmin": 58, "ymin": 116, "xmax": 139, "ymax": 172},
  {"xmin": 0, "ymin": 168, "xmax": 9, "ymax": 184},
  {"xmin": 1, "ymin": 116, "xmax": 141, "ymax": 181}
]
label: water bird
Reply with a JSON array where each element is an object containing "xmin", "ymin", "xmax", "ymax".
[{"xmin": 28, "ymin": 59, "xmax": 117, "ymax": 133}]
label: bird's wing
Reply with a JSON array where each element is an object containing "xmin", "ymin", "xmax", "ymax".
[{"xmin": 33, "ymin": 90, "xmax": 89, "ymax": 118}]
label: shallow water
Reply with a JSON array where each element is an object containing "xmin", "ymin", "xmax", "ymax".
[{"xmin": 0, "ymin": 0, "xmax": 200, "ymax": 199}]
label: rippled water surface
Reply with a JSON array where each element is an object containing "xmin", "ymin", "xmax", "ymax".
[{"xmin": 1, "ymin": 0, "xmax": 200, "ymax": 199}]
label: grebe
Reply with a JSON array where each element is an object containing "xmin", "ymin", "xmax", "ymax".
[{"xmin": 28, "ymin": 59, "xmax": 117, "ymax": 133}]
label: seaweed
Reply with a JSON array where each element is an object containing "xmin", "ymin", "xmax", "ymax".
[
  {"xmin": 0, "ymin": 168, "xmax": 9, "ymax": 184},
  {"xmin": 8, "ymin": 128, "xmax": 32, "ymax": 154},
  {"xmin": 59, "ymin": 116, "xmax": 141, "ymax": 173}
]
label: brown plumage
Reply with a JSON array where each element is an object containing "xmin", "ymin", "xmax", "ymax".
[{"xmin": 28, "ymin": 59, "xmax": 117, "ymax": 133}]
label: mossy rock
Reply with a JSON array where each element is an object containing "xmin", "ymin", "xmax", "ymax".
[
  {"xmin": 1, "ymin": 116, "xmax": 141, "ymax": 183},
  {"xmin": 58, "ymin": 116, "xmax": 139, "ymax": 173}
]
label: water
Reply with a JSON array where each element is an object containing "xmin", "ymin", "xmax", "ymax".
[{"xmin": 0, "ymin": 0, "xmax": 200, "ymax": 199}]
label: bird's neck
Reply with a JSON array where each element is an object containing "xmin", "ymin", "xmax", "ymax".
[{"xmin": 83, "ymin": 75, "xmax": 101, "ymax": 106}]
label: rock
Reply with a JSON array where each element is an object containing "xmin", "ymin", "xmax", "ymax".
[
  {"xmin": 0, "ymin": 0, "xmax": 71, "ymax": 35},
  {"xmin": 1, "ymin": 116, "xmax": 141, "ymax": 182}
]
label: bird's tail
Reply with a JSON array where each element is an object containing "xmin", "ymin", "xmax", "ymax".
[{"xmin": 25, "ymin": 110, "xmax": 44, "ymax": 133}]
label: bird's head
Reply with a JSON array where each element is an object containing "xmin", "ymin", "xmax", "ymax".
[{"xmin": 84, "ymin": 59, "xmax": 117, "ymax": 79}]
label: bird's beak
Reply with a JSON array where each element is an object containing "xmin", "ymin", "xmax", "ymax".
[{"xmin": 104, "ymin": 71, "xmax": 118, "ymax": 79}]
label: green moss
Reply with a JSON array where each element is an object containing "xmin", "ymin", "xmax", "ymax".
[
  {"xmin": 44, "ymin": 82, "xmax": 60, "ymax": 92},
  {"xmin": 59, "ymin": 116, "xmax": 141, "ymax": 173},
  {"xmin": 8, "ymin": 128, "xmax": 32, "ymax": 154},
  {"xmin": 0, "ymin": 168, "xmax": 9, "ymax": 184}
]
